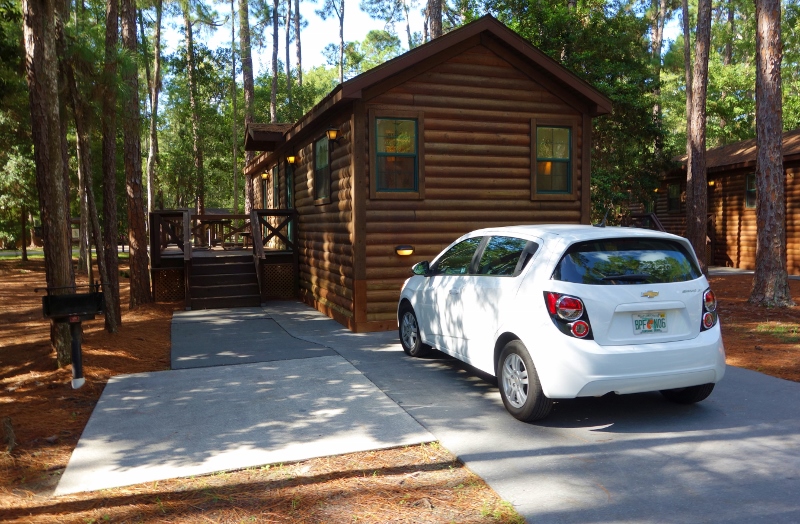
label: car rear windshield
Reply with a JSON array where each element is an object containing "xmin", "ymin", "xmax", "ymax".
[{"xmin": 552, "ymin": 238, "xmax": 702, "ymax": 285}]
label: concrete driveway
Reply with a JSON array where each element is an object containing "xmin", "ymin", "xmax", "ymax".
[
  {"xmin": 58, "ymin": 301, "xmax": 800, "ymax": 522},
  {"xmin": 265, "ymin": 302, "xmax": 800, "ymax": 524}
]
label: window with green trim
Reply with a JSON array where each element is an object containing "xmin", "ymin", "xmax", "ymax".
[
  {"xmin": 745, "ymin": 174, "xmax": 756, "ymax": 209},
  {"xmin": 375, "ymin": 118, "xmax": 418, "ymax": 192},
  {"xmin": 286, "ymin": 162, "xmax": 293, "ymax": 208},
  {"xmin": 536, "ymin": 127, "xmax": 571, "ymax": 193},
  {"xmin": 667, "ymin": 183, "xmax": 681, "ymax": 212},
  {"xmin": 314, "ymin": 136, "xmax": 330, "ymax": 202}
]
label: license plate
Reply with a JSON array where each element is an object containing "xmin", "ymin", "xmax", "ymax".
[{"xmin": 633, "ymin": 312, "xmax": 667, "ymax": 334}]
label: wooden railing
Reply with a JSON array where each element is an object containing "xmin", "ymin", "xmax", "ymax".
[
  {"xmin": 149, "ymin": 210, "xmax": 190, "ymax": 268},
  {"xmin": 188, "ymin": 214, "xmax": 251, "ymax": 249},
  {"xmin": 624, "ymin": 212, "xmax": 667, "ymax": 232},
  {"xmin": 150, "ymin": 209, "xmax": 299, "ymax": 305},
  {"xmin": 251, "ymin": 209, "xmax": 299, "ymax": 300},
  {"xmin": 250, "ymin": 209, "xmax": 297, "ymax": 254}
]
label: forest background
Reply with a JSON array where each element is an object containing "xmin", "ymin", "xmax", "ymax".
[{"xmin": 1, "ymin": 0, "xmax": 799, "ymax": 251}]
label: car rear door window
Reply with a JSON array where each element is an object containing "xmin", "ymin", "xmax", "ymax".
[
  {"xmin": 553, "ymin": 238, "xmax": 701, "ymax": 284},
  {"xmin": 477, "ymin": 236, "xmax": 537, "ymax": 276},
  {"xmin": 434, "ymin": 237, "xmax": 482, "ymax": 275}
]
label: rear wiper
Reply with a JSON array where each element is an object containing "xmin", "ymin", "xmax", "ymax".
[{"xmin": 601, "ymin": 273, "xmax": 651, "ymax": 282}]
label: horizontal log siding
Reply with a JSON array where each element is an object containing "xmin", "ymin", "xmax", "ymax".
[
  {"xmin": 293, "ymin": 116, "xmax": 357, "ymax": 323},
  {"xmin": 363, "ymin": 45, "xmax": 584, "ymax": 325},
  {"xmin": 657, "ymin": 162, "xmax": 800, "ymax": 274}
]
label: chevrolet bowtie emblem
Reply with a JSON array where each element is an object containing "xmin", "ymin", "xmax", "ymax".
[{"xmin": 642, "ymin": 291, "xmax": 659, "ymax": 299}]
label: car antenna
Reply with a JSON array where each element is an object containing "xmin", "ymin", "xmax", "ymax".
[{"xmin": 593, "ymin": 208, "xmax": 610, "ymax": 228}]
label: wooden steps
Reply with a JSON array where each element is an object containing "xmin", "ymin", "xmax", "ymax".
[{"xmin": 189, "ymin": 254, "xmax": 261, "ymax": 310}]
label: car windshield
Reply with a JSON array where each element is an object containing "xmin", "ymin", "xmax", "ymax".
[{"xmin": 552, "ymin": 238, "xmax": 701, "ymax": 285}]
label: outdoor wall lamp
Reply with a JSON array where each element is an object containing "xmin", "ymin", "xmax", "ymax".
[
  {"xmin": 286, "ymin": 155, "xmax": 296, "ymax": 164},
  {"xmin": 395, "ymin": 245, "xmax": 414, "ymax": 256},
  {"xmin": 326, "ymin": 126, "xmax": 341, "ymax": 143},
  {"xmin": 708, "ymin": 180, "xmax": 715, "ymax": 187},
  {"xmin": 261, "ymin": 172, "xmax": 269, "ymax": 180}
]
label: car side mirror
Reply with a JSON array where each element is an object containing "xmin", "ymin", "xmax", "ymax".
[{"xmin": 411, "ymin": 261, "xmax": 430, "ymax": 276}]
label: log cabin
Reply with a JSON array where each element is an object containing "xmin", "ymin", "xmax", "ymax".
[
  {"xmin": 243, "ymin": 15, "xmax": 613, "ymax": 332},
  {"xmin": 652, "ymin": 128, "xmax": 800, "ymax": 272}
]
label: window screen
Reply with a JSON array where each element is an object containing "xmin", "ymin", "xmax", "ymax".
[
  {"xmin": 314, "ymin": 137, "xmax": 330, "ymax": 201},
  {"xmin": 536, "ymin": 127, "xmax": 571, "ymax": 193},
  {"xmin": 376, "ymin": 118, "xmax": 417, "ymax": 192},
  {"xmin": 745, "ymin": 174, "xmax": 756, "ymax": 209}
]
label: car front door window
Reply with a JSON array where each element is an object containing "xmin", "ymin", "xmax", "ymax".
[{"xmin": 420, "ymin": 238, "xmax": 481, "ymax": 349}]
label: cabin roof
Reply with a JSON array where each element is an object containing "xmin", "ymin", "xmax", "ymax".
[
  {"xmin": 674, "ymin": 128, "xmax": 800, "ymax": 173},
  {"xmin": 244, "ymin": 15, "xmax": 612, "ymax": 170},
  {"xmin": 244, "ymin": 123, "xmax": 295, "ymax": 151}
]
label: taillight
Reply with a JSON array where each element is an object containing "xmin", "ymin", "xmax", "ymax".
[
  {"xmin": 701, "ymin": 288, "xmax": 718, "ymax": 330},
  {"xmin": 703, "ymin": 290, "xmax": 717, "ymax": 312},
  {"xmin": 556, "ymin": 296, "xmax": 583, "ymax": 320},
  {"xmin": 544, "ymin": 292, "xmax": 593, "ymax": 339},
  {"xmin": 571, "ymin": 320, "xmax": 590, "ymax": 338}
]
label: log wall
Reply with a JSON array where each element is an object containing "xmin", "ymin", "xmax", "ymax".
[
  {"xmin": 292, "ymin": 115, "xmax": 357, "ymax": 326},
  {"xmin": 359, "ymin": 44, "xmax": 586, "ymax": 330},
  {"xmin": 657, "ymin": 161, "xmax": 800, "ymax": 273}
]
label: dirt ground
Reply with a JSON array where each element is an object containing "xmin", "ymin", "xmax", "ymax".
[
  {"xmin": 0, "ymin": 259, "xmax": 524, "ymax": 523},
  {"xmin": 0, "ymin": 260, "xmax": 798, "ymax": 523}
]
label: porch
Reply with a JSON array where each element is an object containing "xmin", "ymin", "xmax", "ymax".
[{"xmin": 149, "ymin": 210, "xmax": 298, "ymax": 309}]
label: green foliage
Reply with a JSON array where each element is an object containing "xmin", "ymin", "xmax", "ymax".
[
  {"xmin": 0, "ymin": 0, "xmax": 36, "ymax": 246},
  {"xmin": 491, "ymin": 0, "xmax": 669, "ymax": 222},
  {"xmin": 322, "ymin": 29, "xmax": 403, "ymax": 79}
]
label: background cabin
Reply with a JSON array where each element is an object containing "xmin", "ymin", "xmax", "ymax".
[
  {"xmin": 244, "ymin": 15, "xmax": 612, "ymax": 332},
  {"xmin": 653, "ymin": 128, "xmax": 800, "ymax": 272}
]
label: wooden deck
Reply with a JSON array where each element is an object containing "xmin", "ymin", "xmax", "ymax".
[{"xmin": 150, "ymin": 210, "xmax": 299, "ymax": 308}]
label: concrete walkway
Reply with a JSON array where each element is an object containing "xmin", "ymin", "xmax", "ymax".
[
  {"xmin": 55, "ymin": 307, "xmax": 434, "ymax": 495},
  {"xmin": 57, "ymin": 302, "xmax": 800, "ymax": 524}
]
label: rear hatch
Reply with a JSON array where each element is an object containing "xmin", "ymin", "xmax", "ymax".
[{"xmin": 551, "ymin": 237, "xmax": 706, "ymax": 346}]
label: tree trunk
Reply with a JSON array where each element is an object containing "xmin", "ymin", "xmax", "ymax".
[
  {"xmin": 66, "ymin": 60, "xmax": 118, "ymax": 332},
  {"xmin": 428, "ymin": 0, "xmax": 441, "ymax": 39},
  {"xmin": 681, "ymin": 0, "xmax": 692, "ymax": 121},
  {"xmin": 182, "ymin": 7, "xmax": 204, "ymax": 214},
  {"xmin": 685, "ymin": 0, "xmax": 711, "ymax": 273},
  {"xmin": 231, "ymin": 0, "xmax": 238, "ymax": 214},
  {"xmin": 724, "ymin": 4, "xmax": 734, "ymax": 66},
  {"xmin": 294, "ymin": 0, "xmax": 301, "ymax": 86},
  {"xmin": 403, "ymin": 0, "xmax": 412, "ymax": 49},
  {"xmin": 651, "ymin": 0, "xmax": 667, "ymax": 153},
  {"xmin": 285, "ymin": 0, "xmax": 291, "ymax": 111},
  {"xmin": 271, "ymin": 0, "xmax": 278, "ymax": 122},
  {"xmin": 750, "ymin": 0, "xmax": 792, "ymax": 307},
  {"xmin": 146, "ymin": 0, "xmax": 161, "ymax": 219},
  {"xmin": 102, "ymin": 0, "xmax": 121, "ymax": 329},
  {"xmin": 239, "ymin": 0, "xmax": 255, "ymax": 212},
  {"xmin": 20, "ymin": 207, "xmax": 28, "ymax": 261},
  {"xmin": 338, "ymin": 0, "xmax": 343, "ymax": 83},
  {"xmin": 23, "ymin": 0, "xmax": 75, "ymax": 366},
  {"xmin": 77, "ymin": 126, "xmax": 92, "ymax": 282},
  {"xmin": 121, "ymin": 0, "xmax": 152, "ymax": 308}
]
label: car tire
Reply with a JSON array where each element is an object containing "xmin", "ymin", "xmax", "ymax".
[
  {"xmin": 660, "ymin": 383, "xmax": 715, "ymax": 404},
  {"xmin": 498, "ymin": 340, "xmax": 553, "ymax": 422},
  {"xmin": 399, "ymin": 305, "xmax": 431, "ymax": 357}
]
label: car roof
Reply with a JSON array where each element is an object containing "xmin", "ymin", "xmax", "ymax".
[{"xmin": 465, "ymin": 224, "xmax": 688, "ymax": 244}]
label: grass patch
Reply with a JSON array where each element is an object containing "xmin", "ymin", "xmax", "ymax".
[{"xmin": 755, "ymin": 321, "xmax": 800, "ymax": 343}]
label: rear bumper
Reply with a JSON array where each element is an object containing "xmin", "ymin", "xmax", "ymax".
[{"xmin": 529, "ymin": 325, "xmax": 726, "ymax": 398}]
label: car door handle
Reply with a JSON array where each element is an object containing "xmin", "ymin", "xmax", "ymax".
[{"xmin": 449, "ymin": 289, "xmax": 461, "ymax": 295}]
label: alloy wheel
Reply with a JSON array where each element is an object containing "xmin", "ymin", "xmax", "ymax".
[{"xmin": 502, "ymin": 353, "xmax": 529, "ymax": 409}]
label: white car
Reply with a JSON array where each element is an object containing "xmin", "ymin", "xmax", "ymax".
[{"xmin": 397, "ymin": 225, "xmax": 726, "ymax": 422}]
